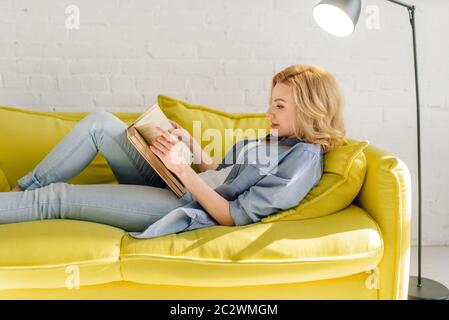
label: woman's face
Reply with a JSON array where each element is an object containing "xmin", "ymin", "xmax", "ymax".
[{"xmin": 266, "ymin": 82, "xmax": 297, "ymax": 138}]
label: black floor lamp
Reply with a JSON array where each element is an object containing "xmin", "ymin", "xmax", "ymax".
[{"xmin": 312, "ymin": 0, "xmax": 449, "ymax": 300}]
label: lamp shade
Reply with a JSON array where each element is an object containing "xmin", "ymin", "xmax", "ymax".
[{"xmin": 313, "ymin": 0, "xmax": 361, "ymax": 37}]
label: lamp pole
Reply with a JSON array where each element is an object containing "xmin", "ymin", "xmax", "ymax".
[
  {"xmin": 384, "ymin": 0, "xmax": 448, "ymax": 301},
  {"xmin": 386, "ymin": 0, "xmax": 423, "ymax": 294},
  {"xmin": 313, "ymin": 0, "xmax": 449, "ymax": 300}
]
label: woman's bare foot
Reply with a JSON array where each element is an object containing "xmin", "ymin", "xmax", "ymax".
[{"xmin": 10, "ymin": 185, "xmax": 23, "ymax": 192}]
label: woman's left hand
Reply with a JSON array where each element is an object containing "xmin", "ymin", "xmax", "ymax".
[{"xmin": 150, "ymin": 127, "xmax": 190, "ymax": 176}]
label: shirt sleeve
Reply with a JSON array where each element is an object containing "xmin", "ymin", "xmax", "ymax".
[{"xmin": 228, "ymin": 149, "xmax": 323, "ymax": 226}]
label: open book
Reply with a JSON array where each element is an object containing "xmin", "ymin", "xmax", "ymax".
[{"xmin": 126, "ymin": 103, "xmax": 192, "ymax": 197}]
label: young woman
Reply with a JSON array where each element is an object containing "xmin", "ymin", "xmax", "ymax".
[{"xmin": 1, "ymin": 64, "xmax": 346, "ymax": 238}]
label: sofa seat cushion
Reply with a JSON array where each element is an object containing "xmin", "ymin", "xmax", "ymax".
[
  {"xmin": 0, "ymin": 220, "xmax": 125, "ymax": 290},
  {"xmin": 120, "ymin": 204, "xmax": 383, "ymax": 287}
]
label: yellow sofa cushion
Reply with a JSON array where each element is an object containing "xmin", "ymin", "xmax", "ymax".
[
  {"xmin": 158, "ymin": 94, "xmax": 369, "ymax": 221},
  {"xmin": 0, "ymin": 166, "xmax": 10, "ymax": 192},
  {"xmin": 263, "ymin": 139, "xmax": 369, "ymax": 222},
  {"xmin": 0, "ymin": 220, "xmax": 125, "ymax": 290},
  {"xmin": 158, "ymin": 94, "xmax": 271, "ymax": 165},
  {"xmin": 0, "ymin": 106, "xmax": 139, "ymax": 187},
  {"xmin": 120, "ymin": 204, "xmax": 383, "ymax": 287}
]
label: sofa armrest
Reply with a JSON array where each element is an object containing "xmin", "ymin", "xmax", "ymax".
[{"xmin": 354, "ymin": 144, "xmax": 412, "ymax": 300}]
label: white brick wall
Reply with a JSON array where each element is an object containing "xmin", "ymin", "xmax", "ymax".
[{"xmin": 0, "ymin": 0, "xmax": 448, "ymax": 245}]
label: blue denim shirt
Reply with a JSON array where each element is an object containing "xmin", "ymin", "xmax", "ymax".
[{"xmin": 128, "ymin": 133, "xmax": 324, "ymax": 239}]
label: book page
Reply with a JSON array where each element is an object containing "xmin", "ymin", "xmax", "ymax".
[
  {"xmin": 133, "ymin": 104, "xmax": 173, "ymax": 145},
  {"xmin": 133, "ymin": 103, "xmax": 193, "ymax": 165}
]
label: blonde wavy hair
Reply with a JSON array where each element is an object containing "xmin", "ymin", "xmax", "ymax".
[{"xmin": 269, "ymin": 64, "xmax": 346, "ymax": 153}]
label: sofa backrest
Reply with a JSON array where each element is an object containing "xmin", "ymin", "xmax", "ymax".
[{"xmin": 0, "ymin": 106, "xmax": 138, "ymax": 187}]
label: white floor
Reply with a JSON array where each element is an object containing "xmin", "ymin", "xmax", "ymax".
[{"xmin": 410, "ymin": 246, "xmax": 449, "ymax": 292}]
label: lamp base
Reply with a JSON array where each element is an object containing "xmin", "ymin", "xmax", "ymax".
[{"xmin": 408, "ymin": 276, "xmax": 449, "ymax": 300}]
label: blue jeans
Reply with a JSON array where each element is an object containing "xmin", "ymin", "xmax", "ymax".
[{"xmin": 0, "ymin": 111, "xmax": 193, "ymax": 232}]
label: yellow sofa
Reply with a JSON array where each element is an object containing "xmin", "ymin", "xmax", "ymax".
[{"xmin": 0, "ymin": 102, "xmax": 411, "ymax": 300}]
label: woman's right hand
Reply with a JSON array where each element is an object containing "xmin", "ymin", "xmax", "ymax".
[
  {"xmin": 168, "ymin": 119, "xmax": 219, "ymax": 172},
  {"xmin": 167, "ymin": 119, "xmax": 193, "ymax": 150}
]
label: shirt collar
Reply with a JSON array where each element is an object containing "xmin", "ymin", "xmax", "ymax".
[
  {"xmin": 259, "ymin": 133, "xmax": 302, "ymax": 146},
  {"xmin": 259, "ymin": 133, "xmax": 324, "ymax": 155}
]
